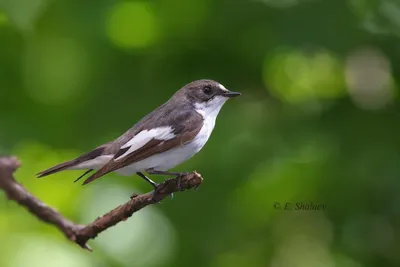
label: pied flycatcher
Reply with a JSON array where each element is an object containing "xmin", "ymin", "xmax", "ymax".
[{"xmin": 37, "ymin": 79, "xmax": 241, "ymax": 187}]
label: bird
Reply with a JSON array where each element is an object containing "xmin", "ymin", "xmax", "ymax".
[{"xmin": 37, "ymin": 79, "xmax": 241, "ymax": 189}]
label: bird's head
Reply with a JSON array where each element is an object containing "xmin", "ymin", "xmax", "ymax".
[{"xmin": 179, "ymin": 79, "xmax": 241, "ymax": 117}]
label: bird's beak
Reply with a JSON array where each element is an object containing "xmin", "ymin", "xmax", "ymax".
[{"xmin": 223, "ymin": 91, "xmax": 242, "ymax": 98}]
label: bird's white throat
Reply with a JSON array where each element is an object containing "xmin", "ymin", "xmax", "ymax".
[{"xmin": 194, "ymin": 95, "xmax": 228, "ymax": 119}]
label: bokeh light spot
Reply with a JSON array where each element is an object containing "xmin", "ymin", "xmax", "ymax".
[
  {"xmin": 0, "ymin": 0, "xmax": 48, "ymax": 31},
  {"xmin": 350, "ymin": 0, "xmax": 400, "ymax": 37},
  {"xmin": 23, "ymin": 37, "xmax": 89, "ymax": 105},
  {"xmin": 106, "ymin": 2, "xmax": 158, "ymax": 49},
  {"xmin": 230, "ymin": 137, "xmax": 336, "ymax": 228},
  {"xmin": 13, "ymin": 142, "xmax": 83, "ymax": 216},
  {"xmin": 345, "ymin": 47, "xmax": 396, "ymax": 110},
  {"xmin": 263, "ymin": 49, "xmax": 345, "ymax": 104},
  {"xmin": 0, "ymin": 12, "xmax": 8, "ymax": 25},
  {"xmin": 7, "ymin": 236, "xmax": 96, "ymax": 267},
  {"xmin": 158, "ymin": 0, "xmax": 208, "ymax": 35}
]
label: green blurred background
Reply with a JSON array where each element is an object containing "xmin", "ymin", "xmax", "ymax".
[{"xmin": 1, "ymin": 0, "xmax": 400, "ymax": 266}]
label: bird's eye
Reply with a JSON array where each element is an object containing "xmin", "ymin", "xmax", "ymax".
[{"xmin": 203, "ymin": 86, "xmax": 212, "ymax": 95}]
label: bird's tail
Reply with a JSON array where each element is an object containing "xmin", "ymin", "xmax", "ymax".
[
  {"xmin": 36, "ymin": 146, "xmax": 107, "ymax": 178},
  {"xmin": 36, "ymin": 159, "xmax": 79, "ymax": 178}
]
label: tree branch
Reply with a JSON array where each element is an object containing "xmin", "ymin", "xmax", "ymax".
[{"xmin": 0, "ymin": 156, "xmax": 203, "ymax": 251}]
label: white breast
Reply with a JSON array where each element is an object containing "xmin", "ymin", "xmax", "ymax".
[{"xmin": 116, "ymin": 115, "xmax": 216, "ymax": 175}]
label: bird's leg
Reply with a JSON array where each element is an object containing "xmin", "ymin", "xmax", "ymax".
[
  {"xmin": 146, "ymin": 169, "xmax": 188, "ymax": 191},
  {"xmin": 136, "ymin": 172, "xmax": 165, "ymax": 203},
  {"xmin": 136, "ymin": 172, "xmax": 157, "ymax": 189}
]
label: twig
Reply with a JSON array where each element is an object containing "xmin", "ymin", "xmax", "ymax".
[{"xmin": 0, "ymin": 156, "xmax": 203, "ymax": 251}]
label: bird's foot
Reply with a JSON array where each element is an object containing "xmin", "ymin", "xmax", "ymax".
[
  {"xmin": 176, "ymin": 172, "xmax": 188, "ymax": 191},
  {"xmin": 151, "ymin": 195, "xmax": 161, "ymax": 204},
  {"xmin": 151, "ymin": 182, "xmax": 176, "ymax": 203},
  {"xmin": 144, "ymin": 170, "xmax": 190, "ymax": 201},
  {"xmin": 150, "ymin": 183, "xmax": 162, "ymax": 204},
  {"xmin": 151, "ymin": 189, "xmax": 162, "ymax": 204}
]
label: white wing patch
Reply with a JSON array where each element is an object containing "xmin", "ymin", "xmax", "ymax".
[
  {"xmin": 116, "ymin": 126, "xmax": 175, "ymax": 160},
  {"xmin": 218, "ymin": 83, "xmax": 228, "ymax": 92}
]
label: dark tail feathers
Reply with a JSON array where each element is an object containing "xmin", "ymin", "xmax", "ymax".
[
  {"xmin": 36, "ymin": 159, "xmax": 78, "ymax": 178},
  {"xmin": 36, "ymin": 146, "xmax": 107, "ymax": 178}
]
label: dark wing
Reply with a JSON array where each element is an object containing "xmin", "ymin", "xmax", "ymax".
[{"xmin": 82, "ymin": 110, "xmax": 203, "ymax": 185}]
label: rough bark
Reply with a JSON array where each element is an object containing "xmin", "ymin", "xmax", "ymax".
[{"xmin": 0, "ymin": 156, "xmax": 202, "ymax": 251}]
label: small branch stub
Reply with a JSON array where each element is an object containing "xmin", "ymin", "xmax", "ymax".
[{"xmin": 0, "ymin": 156, "xmax": 203, "ymax": 250}]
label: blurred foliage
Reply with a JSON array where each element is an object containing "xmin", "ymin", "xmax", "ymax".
[{"xmin": 1, "ymin": 0, "xmax": 400, "ymax": 267}]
